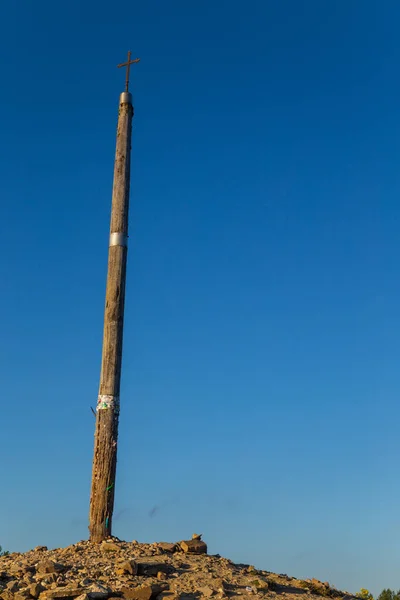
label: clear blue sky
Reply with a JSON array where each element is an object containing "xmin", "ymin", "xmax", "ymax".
[{"xmin": 1, "ymin": 0, "xmax": 399, "ymax": 596}]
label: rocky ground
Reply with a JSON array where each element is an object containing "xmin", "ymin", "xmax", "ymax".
[{"xmin": 0, "ymin": 536, "xmax": 358, "ymax": 600}]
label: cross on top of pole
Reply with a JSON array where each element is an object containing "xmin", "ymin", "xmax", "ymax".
[{"xmin": 117, "ymin": 51, "xmax": 140, "ymax": 92}]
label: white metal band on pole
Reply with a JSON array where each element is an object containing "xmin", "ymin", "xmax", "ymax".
[{"xmin": 109, "ymin": 232, "xmax": 128, "ymax": 247}]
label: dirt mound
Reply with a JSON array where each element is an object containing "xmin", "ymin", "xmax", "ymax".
[{"xmin": 0, "ymin": 537, "xmax": 358, "ymax": 600}]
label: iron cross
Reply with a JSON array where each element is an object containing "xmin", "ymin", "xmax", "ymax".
[{"xmin": 117, "ymin": 51, "xmax": 140, "ymax": 92}]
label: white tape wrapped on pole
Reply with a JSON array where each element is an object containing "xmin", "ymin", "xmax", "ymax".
[{"xmin": 97, "ymin": 394, "xmax": 120, "ymax": 413}]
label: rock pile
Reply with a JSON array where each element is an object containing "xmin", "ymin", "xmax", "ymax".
[{"xmin": 0, "ymin": 537, "xmax": 358, "ymax": 600}]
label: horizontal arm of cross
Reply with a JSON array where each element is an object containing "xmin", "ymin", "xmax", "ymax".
[{"xmin": 117, "ymin": 57, "xmax": 141, "ymax": 68}]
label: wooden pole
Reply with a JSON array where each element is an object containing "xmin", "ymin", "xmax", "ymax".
[{"xmin": 89, "ymin": 90, "xmax": 134, "ymax": 542}]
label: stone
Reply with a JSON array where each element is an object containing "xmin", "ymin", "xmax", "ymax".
[
  {"xmin": 115, "ymin": 569, "xmax": 127, "ymax": 577},
  {"xmin": 157, "ymin": 544, "xmax": 176, "ymax": 554},
  {"xmin": 100, "ymin": 542, "xmax": 120, "ymax": 553},
  {"xmin": 121, "ymin": 586, "xmax": 161, "ymax": 600},
  {"xmin": 191, "ymin": 534, "xmax": 202, "ymax": 541},
  {"xmin": 40, "ymin": 589, "xmax": 83, "ymax": 599},
  {"xmin": 9, "ymin": 565, "xmax": 25, "ymax": 576},
  {"xmin": 198, "ymin": 587, "xmax": 215, "ymax": 598},
  {"xmin": 156, "ymin": 573, "xmax": 167, "ymax": 582},
  {"xmin": 118, "ymin": 561, "xmax": 138, "ymax": 576},
  {"xmin": 30, "ymin": 584, "xmax": 44, "ymax": 599},
  {"xmin": 39, "ymin": 574, "xmax": 58, "ymax": 585},
  {"xmin": 15, "ymin": 589, "xmax": 32, "ymax": 598},
  {"xmin": 6, "ymin": 581, "xmax": 19, "ymax": 592},
  {"xmin": 87, "ymin": 584, "xmax": 112, "ymax": 600},
  {"xmin": 36, "ymin": 562, "xmax": 64, "ymax": 575},
  {"xmin": 34, "ymin": 548, "xmax": 48, "ymax": 553},
  {"xmin": 180, "ymin": 540, "xmax": 207, "ymax": 554},
  {"xmin": 1, "ymin": 592, "xmax": 15, "ymax": 600}
]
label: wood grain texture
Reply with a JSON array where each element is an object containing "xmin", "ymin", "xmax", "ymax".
[{"xmin": 89, "ymin": 98, "xmax": 133, "ymax": 543}]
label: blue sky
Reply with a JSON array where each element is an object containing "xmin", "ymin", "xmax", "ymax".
[{"xmin": 1, "ymin": 0, "xmax": 400, "ymax": 595}]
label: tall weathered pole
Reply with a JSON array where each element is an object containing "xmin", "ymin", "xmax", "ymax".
[{"xmin": 89, "ymin": 52, "xmax": 140, "ymax": 543}]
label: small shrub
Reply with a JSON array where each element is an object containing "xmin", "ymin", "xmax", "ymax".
[{"xmin": 357, "ymin": 590, "xmax": 374, "ymax": 600}]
